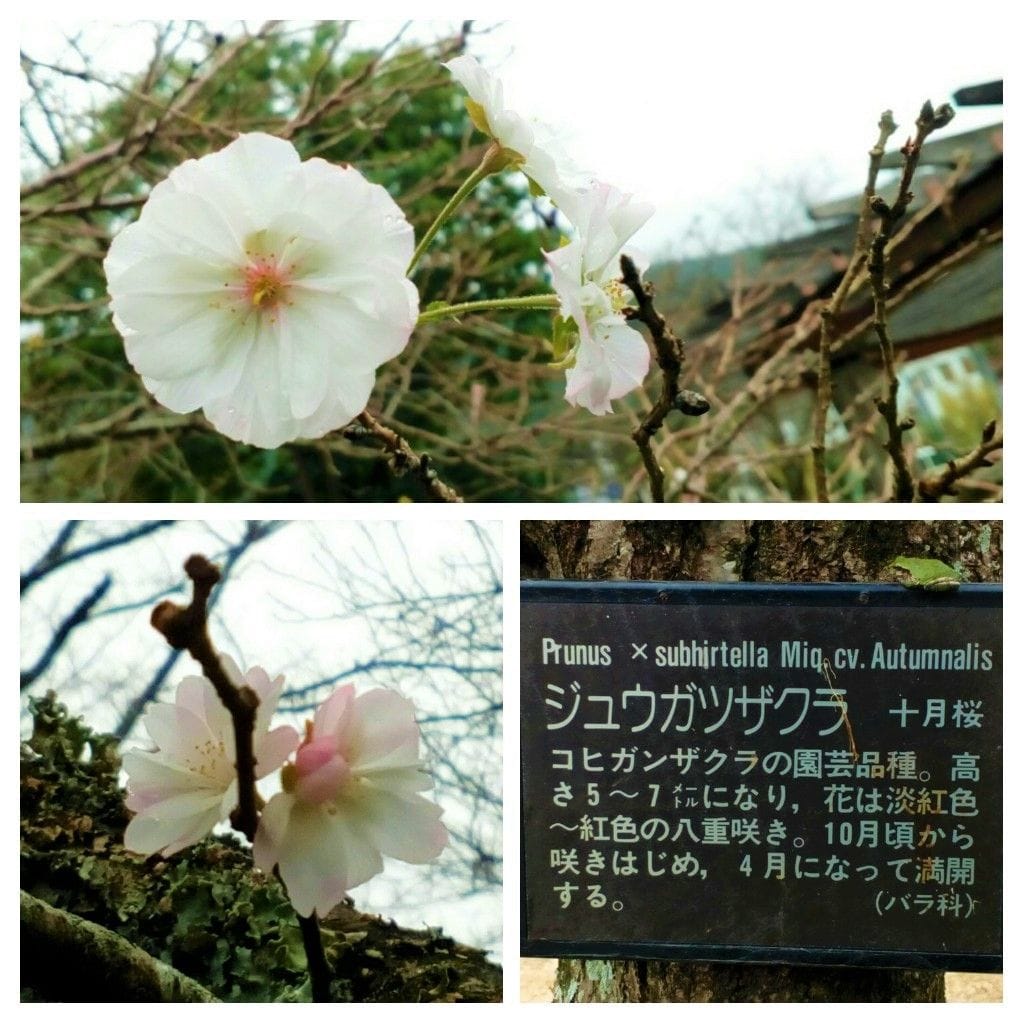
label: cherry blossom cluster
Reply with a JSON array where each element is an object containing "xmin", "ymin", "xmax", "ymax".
[
  {"xmin": 446, "ymin": 55, "xmax": 655, "ymax": 416},
  {"xmin": 123, "ymin": 655, "xmax": 447, "ymax": 918}
]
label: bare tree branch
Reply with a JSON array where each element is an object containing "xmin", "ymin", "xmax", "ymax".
[
  {"xmin": 21, "ymin": 575, "xmax": 111, "ymax": 689},
  {"xmin": 621, "ymin": 254, "xmax": 708, "ymax": 502},
  {"xmin": 21, "ymin": 521, "xmax": 173, "ymax": 593}
]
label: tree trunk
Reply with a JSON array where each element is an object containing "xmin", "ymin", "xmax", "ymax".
[{"xmin": 522, "ymin": 519, "xmax": 1001, "ymax": 1003}]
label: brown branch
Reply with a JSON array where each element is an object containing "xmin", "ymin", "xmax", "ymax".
[
  {"xmin": 149, "ymin": 555, "xmax": 260, "ymax": 841},
  {"xmin": 812, "ymin": 109, "xmax": 897, "ymax": 501},
  {"xmin": 820, "ymin": 659, "xmax": 857, "ymax": 762},
  {"xmin": 21, "ymin": 193, "xmax": 148, "ymax": 222},
  {"xmin": 621, "ymin": 253, "xmax": 708, "ymax": 502},
  {"xmin": 20, "ymin": 405, "xmax": 194, "ymax": 461},
  {"xmin": 833, "ymin": 226, "xmax": 1002, "ymax": 361},
  {"xmin": 346, "ymin": 411, "xmax": 464, "ymax": 502},
  {"xmin": 867, "ymin": 100, "xmax": 956, "ymax": 502},
  {"xmin": 20, "ymin": 24, "xmax": 277, "ymax": 201},
  {"xmin": 917, "ymin": 420, "xmax": 1003, "ymax": 501},
  {"xmin": 21, "ymin": 891, "xmax": 218, "ymax": 1002}
]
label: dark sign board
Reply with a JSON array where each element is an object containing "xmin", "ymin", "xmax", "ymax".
[{"xmin": 521, "ymin": 581, "xmax": 1002, "ymax": 972}]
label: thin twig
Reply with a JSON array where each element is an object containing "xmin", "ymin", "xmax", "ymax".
[
  {"xmin": 867, "ymin": 100, "xmax": 956, "ymax": 502},
  {"xmin": 621, "ymin": 254, "xmax": 708, "ymax": 502},
  {"xmin": 820, "ymin": 659, "xmax": 857, "ymax": 762},
  {"xmin": 149, "ymin": 555, "xmax": 260, "ymax": 840},
  {"xmin": 917, "ymin": 420, "xmax": 1003, "ymax": 501},
  {"xmin": 346, "ymin": 411, "xmax": 464, "ymax": 502},
  {"xmin": 812, "ymin": 110, "xmax": 897, "ymax": 501},
  {"xmin": 20, "ymin": 24, "xmax": 278, "ymax": 201},
  {"xmin": 20, "ymin": 575, "xmax": 111, "ymax": 689}
]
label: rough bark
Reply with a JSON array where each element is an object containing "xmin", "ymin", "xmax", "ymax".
[
  {"xmin": 20, "ymin": 695, "xmax": 501, "ymax": 1003},
  {"xmin": 21, "ymin": 890, "xmax": 218, "ymax": 1002},
  {"xmin": 522, "ymin": 519, "xmax": 1001, "ymax": 1003}
]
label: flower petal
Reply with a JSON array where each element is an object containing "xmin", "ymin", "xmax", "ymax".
[
  {"xmin": 243, "ymin": 665, "xmax": 284, "ymax": 736},
  {"xmin": 347, "ymin": 786, "xmax": 448, "ymax": 865},
  {"xmin": 348, "ymin": 689, "xmax": 422, "ymax": 772},
  {"xmin": 289, "ymin": 371, "xmax": 376, "ymax": 444},
  {"xmin": 125, "ymin": 801, "xmax": 221, "ymax": 858},
  {"xmin": 184, "ymin": 132, "xmax": 302, "ymax": 227},
  {"xmin": 123, "ymin": 749, "xmax": 206, "ymax": 812},
  {"xmin": 565, "ymin": 316, "xmax": 650, "ymax": 416},
  {"xmin": 313, "ymin": 685, "xmax": 356, "ymax": 745},
  {"xmin": 256, "ymin": 725, "xmax": 300, "ymax": 780},
  {"xmin": 200, "ymin": 317, "xmax": 295, "ymax": 448},
  {"xmin": 259, "ymin": 797, "xmax": 384, "ymax": 917},
  {"xmin": 294, "ymin": 162, "xmax": 414, "ymax": 270},
  {"xmin": 140, "ymin": 702, "xmax": 220, "ymax": 772},
  {"xmin": 356, "ymin": 764, "xmax": 434, "ymax": 795}
]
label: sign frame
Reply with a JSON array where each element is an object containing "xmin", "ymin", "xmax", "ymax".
[{"xmin": 520, "ymin": 579, "xmax": 1002, "ymax": 972}]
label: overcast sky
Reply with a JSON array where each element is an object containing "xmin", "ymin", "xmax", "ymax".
[
  {"xmin": 20, "ymin": 7, "xmax": 1005, "ymax": 257},
  {"xmin": 471, "ymin": 10, "xmax": 1004, "ymax": 255}
]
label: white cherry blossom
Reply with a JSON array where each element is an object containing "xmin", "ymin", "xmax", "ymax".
[
  {"xmin": 105, "ymin": 133, "xmax": 418, "ymax": 448},
  {"xmin": 443, "ymin": 54, "xmax": 564, "ymax": 197},
  {"xmin": 124, "ymin": 657, "xmax": 298, "ymax": 857},
  {"xmin": 545, "ymin": 183, "xmax": 655, "ymax": 414}
]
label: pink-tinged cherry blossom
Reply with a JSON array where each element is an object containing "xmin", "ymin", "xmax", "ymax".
[
  {"xmin": 254, "ymin": 685, "xmax": 447, "ymax": 918},
  {"xmin": 123, "ymin": 657, "xmax": 298, "ymax": 857},
  {"xmin": 544, "ymin": 182, "xmax": 655, "ymax": 414},
  {"xmin": 104, "ymin": 133, "xmax": 419, "ymax": 448}
]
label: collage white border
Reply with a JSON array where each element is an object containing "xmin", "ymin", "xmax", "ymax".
[{"xmin": 11, "ymin": 0, "xmax": 1017, "ymax": 1015}]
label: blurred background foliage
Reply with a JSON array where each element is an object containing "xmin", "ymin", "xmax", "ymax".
[{"xmin": 20, "ymin": 21, "xmax": 1002, "ymax": 501}]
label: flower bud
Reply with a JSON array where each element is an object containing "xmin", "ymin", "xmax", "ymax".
[{"xmin": 294, "ymin": 735, "xmax": 351, "ymax": 805}]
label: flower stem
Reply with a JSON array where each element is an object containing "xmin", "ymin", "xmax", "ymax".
[
  {"xmin": 417, "ymin": 294, "xmax": 560, "ymax": 326},
  {"xmin": 407, "ymin": 145, "xmax": 505, "ymax": 276},
  {"xmin": 298, "ymin": 911, "xmax": 332, "ymax": 1002}
]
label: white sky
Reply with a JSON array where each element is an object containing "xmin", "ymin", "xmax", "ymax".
[{"xmin": 19, "ymin": 5, "xmax": 1006, "ymax": 257}]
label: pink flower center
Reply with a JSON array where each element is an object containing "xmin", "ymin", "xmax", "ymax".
[
  {"xmin": 293, "ymin": 735, "xmax": 351, "ymax": 806},
  {"xmin": 244, "ymin": 257, "xmax": 290, "ymax": 311}
]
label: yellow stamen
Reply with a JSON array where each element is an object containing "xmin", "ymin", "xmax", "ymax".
[{"xmin": 251, "ymin": 280, "xmax": 278, "ymax": 308}]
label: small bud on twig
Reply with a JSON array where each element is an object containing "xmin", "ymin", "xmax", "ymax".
[
  {"xmin": 673, "ymin": 390, "xmax": 711, "ymax": 417},
  {"xmin": 932, "ymin": 103, "xmax": 955, "ymax": 129}
]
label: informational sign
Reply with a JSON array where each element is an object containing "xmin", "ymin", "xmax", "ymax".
[{"xmin": 520, "ymin": 581, "xmax": 1002, "ymax": 971}]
